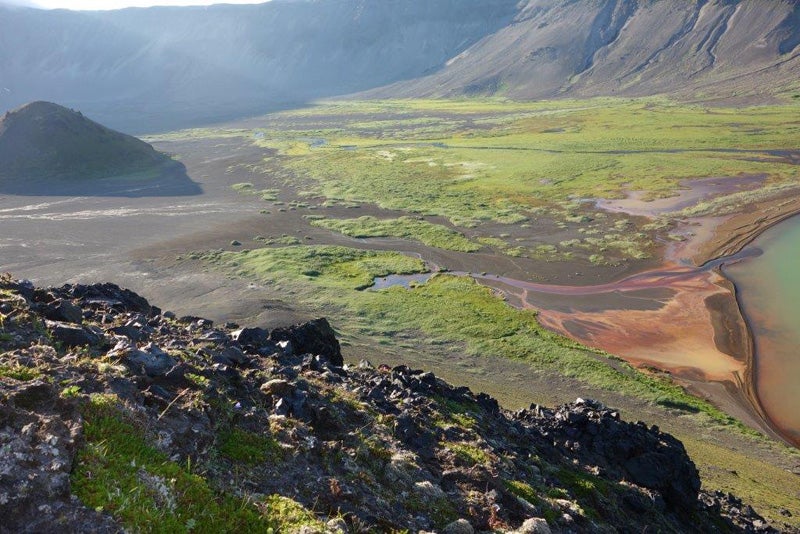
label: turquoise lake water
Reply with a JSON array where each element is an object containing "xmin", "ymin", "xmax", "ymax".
[{"xmin": 724, "ymin": 215, "xmax": 800, "ymax": 444}]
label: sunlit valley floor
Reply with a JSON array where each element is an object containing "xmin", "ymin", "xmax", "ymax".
[{"xmin": 3, "ymin": 97, "xmax": 800, "ymax": 527}]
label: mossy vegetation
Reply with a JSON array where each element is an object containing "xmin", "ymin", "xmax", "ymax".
[
  {"xmin": 503, "ymin": 479, "xmax": 542, "ymax": 506},
  {"xmin": 208, "ymin": 244, "xmax": 426, "ymax": 290},
  {"xmin": 433, "ymin": 395, "xmax": 479, "ymax": 429},
  {"xmin": 0, "ymin": 363, "xmax": 40, "ymax": 381},
  {"xmin": 446, "ymin": 441, "xmax": 491, "ymax": 467},
  {"xmin": 71, "ymin": 393, "xmax": 319, "ymax": 533},
  {"xmin": 267, "ymin": 98, "xmax": 799, "ymax": 259},
  {"xmin": 157, "ymin": 97, "xmax": 800, "ymax": 262},
  {"xmin": 311, "ymin": 216, "xmax": 480, "ymax": 252},
  {"xmin": 404, "ymin": 492, "xmax": 458, "ymax": 528},
  {"xmin": 257, "ymin": 495, "xmax": 326, "ymax": 532},
  {"xmin": 218, "ymin": 428, "xmax": 282, "ymax": 465},
  {"xmin": 232, "ymin": 182, "xmax": 280, "ymax": 201}
]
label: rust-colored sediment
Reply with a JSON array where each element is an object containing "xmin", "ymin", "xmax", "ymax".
[
  {"xmin": 481, "ymin": 189, "xmax": 800, "ymax": 445},
  {"xmin": 534, "ymin": 268, "xmax": 787, "ymax": 441},
  {"xmin": 694, "ymin": 194, "xmax": 800, "ymax": 445},
  {"xmin": 538, "ymin": 269, "xmax": 742, "ymax": 382}
]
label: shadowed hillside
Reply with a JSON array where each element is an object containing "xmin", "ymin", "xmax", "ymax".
[{"xmin": 0, "ymin": 0, "xmax": 518, "ymax": 132}]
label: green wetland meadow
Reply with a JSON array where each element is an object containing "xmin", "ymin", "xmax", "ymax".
[{"xmin": 158, "ymin": 97, "xmax": 800, "ymax": 526}]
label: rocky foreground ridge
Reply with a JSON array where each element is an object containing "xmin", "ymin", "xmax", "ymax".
[{"xmin": 0, "ymin": 274, "xmax": 777, "ymax": 533}]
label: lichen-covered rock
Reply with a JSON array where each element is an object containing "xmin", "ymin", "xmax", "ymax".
[
  {"xmin": 513, "ymin": 517, "xmax": 552, "ymax": 534},
  {"xmin": 442, "ymin": 518, "xmax": 474, "ymax": 534},
  {"xmin": 0, "ymin": 381, "xmax": 119, "ymax": 532}
]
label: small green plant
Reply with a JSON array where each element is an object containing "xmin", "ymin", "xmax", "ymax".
[
  {"xmin": 0, "ymin": 364, "xmax": 40, "ymax": 381},
  {"xmin": 185, "ymin": 373, "xmax": 211, "ymax": 388},
  {"xmin": 445, "ymin": 442, "xmax": 491, "ymax": 467},
  {"xmin": 557, "ymin": 467, "xmax": 609, "ymax": 500},
  {"xmin": 503, "ymin": 479, "xmax": 542, "ymax": 505},
  {"xmin": 405, "ymin": 492, "xmax": 458, "ymax": 528},
  {"xmin": 61, "ymin": 385, "xmax": 82, "ymax": 398},
  {"xmin": 257, "ymin": 495, "xmax": 325, "ymax": 531},
  {"xmin": 217, "ymin": 428, "xmax": 282, "ymax": 465}
]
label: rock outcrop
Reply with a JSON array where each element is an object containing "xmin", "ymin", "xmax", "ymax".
[{"xmin": 0, "ymin": 274, "xmax": 777, "ymax": 532}]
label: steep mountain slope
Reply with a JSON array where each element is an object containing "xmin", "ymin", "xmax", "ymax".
[
  {"xmin": 0, "ymin": 101, "xmax": 170, "ymax": 181},
  {"xmin": 372, "ymin": 0, "xmax": 800, "ymax": 101}
]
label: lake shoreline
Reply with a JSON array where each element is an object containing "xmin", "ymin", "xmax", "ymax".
[
  {"xmin": 699, "ymin": 193, "xmax": 800, "ymax": 446},
  {"xmin": 464, "ymin": 189, "xmax": 800, "ymax": 447},
  {"xmin": 593, "ymin": 186, "xmax": 800, "ymax": 446}
]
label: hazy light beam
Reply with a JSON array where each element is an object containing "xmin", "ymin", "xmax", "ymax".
[{"xmin": 22, "ymin": 0, "xmax": 270, "ymax": 10}]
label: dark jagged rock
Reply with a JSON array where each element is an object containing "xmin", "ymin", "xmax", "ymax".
[
  {"xmin": 114, "ymin": 341, "xmax": 177, "ymax": 378},
  {"xmin": 46, "ymin": 320, "xmax": 102, "ymax": 348},
  {"xmin": 0, "ymin": 276, "xmax": 782, "ymax": 533},
  {"xmin": 231, "ymin": 326, "xmax": 269, "ymax": 347},
  {"xmin": 69, "ymin": 282, "xmax": 158, "ymax": 316},
  {"xmin": 514, "ymin": 398, "xmax": 700, "ymax": 511},
  {"xmin": 270, "ymin": 318, "xmax": 342, "ymax": 367},
  {"xmin": 40, "ymin": 299, "xmax": 83, "ymax": 324}
]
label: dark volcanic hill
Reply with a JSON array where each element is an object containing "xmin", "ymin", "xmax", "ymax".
[
  {"xmin": 1, "ymin": 0, "xmax": 798, "ymax": 132},
  {"xmin": 0, "ymin": 101, "xmax": 170, "ymax": 182}
]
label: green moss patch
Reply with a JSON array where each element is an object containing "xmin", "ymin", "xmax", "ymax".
[
  {"xmin": 312, "ymin": 216, "xmax": 480, "ymax": 252},
  {"xmin": 71, "ymin": 394, "xmax": 317, "ymax": 533},
  {"xmin": 0, "ymin": 364, "xmax": 41, "ymax": 381},
  {"xmin": 218, "ymin": 428, "xmax": 282, "ymax": 465}
]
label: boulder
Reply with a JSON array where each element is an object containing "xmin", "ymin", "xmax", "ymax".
[
  {"xmin": 41, "ymin": 299, "xmax": 83, "ymax": 324},
  {"xmin": 111, "ymin": 340, "xmax": 176, "ymax": 377},
  {"xmin": 231, "ymin": 327, "xmax": 269, "ymax": 347},
  {"xmin": 270, "ymin": 318, "xmax": 342, "ymax": 366},
  {"xmin": 69, "ymin": 282, "xmax": 157, "ymax": 316},
  {"xmin": 0, "ymin": 381, "xmax": 120, "ymax": 532},
  {"xmin": 46, "ymin": 320, "xmax": 101, "ymax": 347},
  {"xmin": 513, "ymin": 517, "xmax": 551, "ymax": 534},
  {"xmin": 260, "ymin": 379, "xmax": 295, "ymax": 397},
  {"xmin": 220, "ymin": 345, "xmax": 248, "ymax": 364}
]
